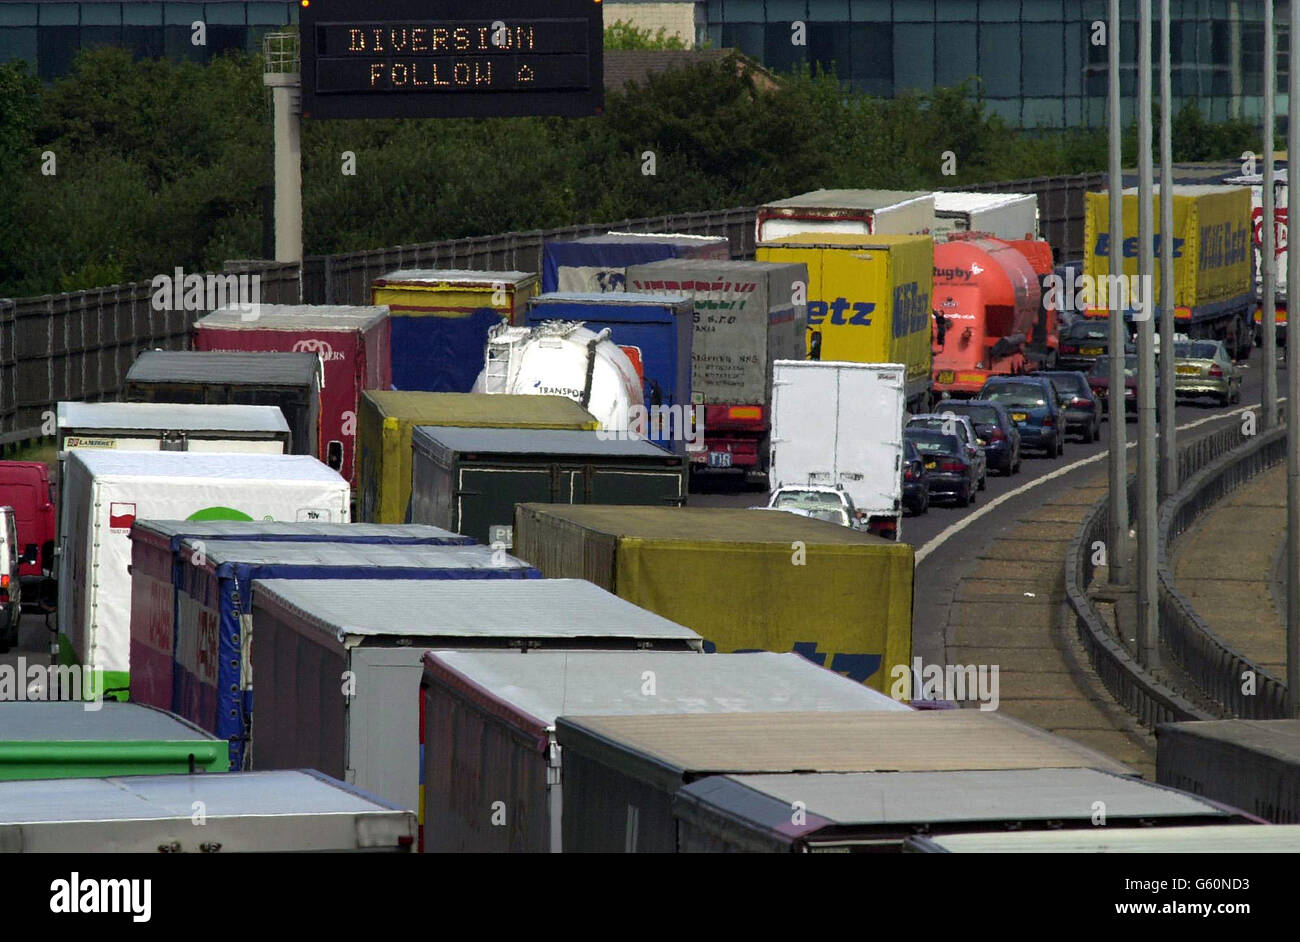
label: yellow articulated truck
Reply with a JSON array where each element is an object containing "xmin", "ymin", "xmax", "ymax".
[
  {"xmin": 1081, "ymin": 186, "xmax": 1254, "ymax": 358},
  {"xmin": 756, "ymin": 233, "xmax": 935, "ymax": 413},
  {"xmin": 358, "ymin": 391, "xmax": 599, "ymax": 524},
  {"xmin": 512, "ymin": 504, "xmax": 914, "ymax": 695}
]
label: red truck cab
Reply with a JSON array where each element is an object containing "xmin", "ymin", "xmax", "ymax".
[{"xmin": 0, "ymin": 461, "xmax": 57, "ymax": 612}]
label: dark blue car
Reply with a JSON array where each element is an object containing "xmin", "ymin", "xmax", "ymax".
[
  {"xmin": 977, "ymin": 375, "xmax": 1065, "ymax": 458},
  {"xmin": 929, "ymin": 399, "xmax": 1022, "ymax": 476}
]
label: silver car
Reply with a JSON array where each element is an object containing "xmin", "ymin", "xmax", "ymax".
[{"xmin": 1170, "ymin": 339, "xmax": 1242, "ymax": 406}]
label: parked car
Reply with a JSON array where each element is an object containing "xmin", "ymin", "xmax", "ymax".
[
  {"xmin": 901, "ymin": 440, "xmax": 930, "ymax": 516},
  {"xmin": 929, "ymin": 400, "xmax": 1021, "ymax": 476},
  {"xmin": 905, "ymin": 413, "xmax": 987, "ymax": 491},
  {"xmin": 0, "ymin": 507, "xmax": 20, "ymax": 653},
  {"xmin": 903, "ymin": 428, "xmax": 978, "ymax": 506},
  {"xmin": 1056, "ymin": 319, "xmax": 1127, "ymax": 371},
  {"xmin": 977, "ymin": 375, "xmax": 1065, "ymax": 457},
  {"xmin": 1170, "ymin": 339, "xmax": 1242, "ymax": 406},
  {"xmin": 1035, "ymin": 370, "xmax": 1102, "ymax": 442},
  {"xmin": 766, "ymin": 484, "xmax": 862, "ymax": 529}
]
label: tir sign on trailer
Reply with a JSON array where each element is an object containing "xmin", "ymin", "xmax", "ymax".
[{"xmin": 300, "ymin": 1, "xmax": 605, "ymax": 120}]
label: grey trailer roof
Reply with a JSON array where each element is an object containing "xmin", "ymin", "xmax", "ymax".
[
  {"xmin": 554, "ymin": 710, "xmax": 1135, "ymax": 789},
  {"xmin": 373, "ymin": 269, "xmax": 535, "ymax": 286},
  {"xmin": 252, "ymin": 577, "xmax": 701, "ymax": 643},
  {"xmin": 65, "ymin": 450, "xmax": 345, "ymax": 483},
  {"xmin": 562, "ymin": 233, "xmax": 726, "ymax": 246},
  {"xmin": 411, "ymin": 425, "xmax": 675, "ymax": 459},
  {"xmin": 627, "ymin": 258, "xmax": 806, "ymax": 275},
  {"xmin": 57, "ymin": 401, "xmax": 290, "ymax": 435},
  {"xmin": 0, "ymin": 702, "xmax": 216, "ymax": 742},
  {"xmin": 134, "ymin": 519, "xmax": 469, "ymax": 544},
  {"xmin": 0, "ymin": 770, "xmax": 404, "ymax": 823},
  {"xmin": 908, "ymin": 824, "xmax": 1300, "ymax": 853},
  {"xmin": 529, "ymin": 292, "xmax": 693, "ymax": 307},
  {"xmin": 125, "ymin": 350, "xmax": 320, "ymax": 386},
  {"xmin": 423, "ymin": 650, "xmax": 908, "ymax": 724},
  {"xmin": 198, "ymin": 303, "xmax": 389, "ymax": 331},
  {"xmin": 675, "ymin": 768, "xmax": 1233, "ymax": 837},
  {"xmin": 763, "ymin": 189, "xmax": 932, "ymax": 210},
  {"xmin": 1157, "ymin": 718, "xmax": 1300, "ymax": 762},
  {"xmin": 189, "ymin": 539, "xmax": 533, "ymax": 570}
]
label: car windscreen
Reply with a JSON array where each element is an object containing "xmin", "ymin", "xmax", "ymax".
[
  {"xmin": 1174, "ymin": 341, "xmax": 1221, "ymax": 360},
  {"xmin": 1090, "ymin": 356, "xmax": 1139, "ymax": 379},
  {"xmin": 981, "ymin": 382, "xmax": 1049, "ymax": 407},
  {"xmin": 1064, "ymin": 322, "xmax": 1109, "ymax": 341},
  {"xmin": 909, "ymin": 417, "xmax": 967, "ymax": 438},
  {"xmin": 905, "ymin": 429, "xmax": 961, "ymax": 454},
  {"xmin": 773, "ymin": 490, "xmax": 843, "ymax": 508},
  {"xmin": 946, "ymin": 404, "xmax": 1000, "ymax": 426},
  {"xmin": 1044, "ymin": 374, "xmax": 1087, "ymax": 396}
]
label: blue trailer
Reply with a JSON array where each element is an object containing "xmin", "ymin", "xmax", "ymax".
[
  {"xmin": 541, "ymin": 232, "xmax": 728, "ymax": 294},
  {"xmin": 526, "ymin": 292, "xmax": 694, "ymax": 453},
  {"xmin": 148, "ymin": 539, "xmax": 538, "ymax": 768}
]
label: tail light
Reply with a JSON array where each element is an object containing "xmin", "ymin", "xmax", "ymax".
[
  {"xmin": 990, "ymin": 428, "xmax": 1007, "ymax": 442},
  {"xmin": 727, "ymin": 406, "xmax": 762, "ymax": 421},
  {"xmin": 940, "ymin": 460, "xmax": 967, "ymax": 472},
  {"xmin": 1126, "ymin": 387, "xmax": 1136, "ymax": 397},
  {"xmin": 1043, "ymin": 415, "xmax": 1055, "ymax": 427},
  {"xmin": 0, "ymin": 574, "xmax": 8, "ymax": 588},
  {"xmin": 1070, "ymin": 397, "xmax": 1090, "ymax": 407},
  {"xmin": 1061, "ymin": 344, "xmax": 1077, "ymax": 353},
  {"xmin": 1209, "ymin": 365, "xmax": 1224, "ymax": 377},
  {"xmin": 905, "ymin": 466, "xmax": 920, "ymax": 481}
]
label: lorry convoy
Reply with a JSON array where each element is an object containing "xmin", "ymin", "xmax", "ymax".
[{"xmin": 2, "ymin": 177, "xmax": 1279, "ymax": 856}]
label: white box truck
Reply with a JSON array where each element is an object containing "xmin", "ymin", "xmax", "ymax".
[
  {"xmin": 755, "ymin": 189, "xmax": 935, "ymax": 243},
  {"xmin": 58, "ymin": 451, "xmax": 350, "ymax": 701},
  {"xmin": 56, "ymin": 402, "xmax": 291, "ymax": 457},
  {"xmin": 769, "ymin": 360, "xmax": 906, "ymax": 540},
  {"xmin": 933, "ymin": 192, "xmax": 1040, "ymax": 241}
]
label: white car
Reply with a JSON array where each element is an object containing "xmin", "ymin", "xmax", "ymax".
[{"xmin": 763, "ymin": 485, "xmax": 862, "ymax": 529}]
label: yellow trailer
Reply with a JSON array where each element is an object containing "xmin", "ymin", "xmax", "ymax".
[
  {"xmin": 1082, "ymin": 186, "xmax": 1254, "ymax": 357},
  {"xmin": 757, "ymin": 233, "xmax": 934, "ymax": 411},
  {"xmin": 358, "ymin": 391, "xmax": 599, "ymax": 523},
  {"xmin": 512, "ymin": 504, "xmax": 914, "ymax": 694}
]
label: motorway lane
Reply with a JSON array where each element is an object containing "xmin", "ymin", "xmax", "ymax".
[{"xmin": 691, "ymin": 348, "xmax": 1278, "ymax": 664}]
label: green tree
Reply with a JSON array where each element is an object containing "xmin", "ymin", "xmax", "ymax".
[{"xmin": 604, "ymin": 19, "xmax": 691, "ymax": 50}]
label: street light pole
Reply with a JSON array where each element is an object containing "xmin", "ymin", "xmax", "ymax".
[
  {"xmin": 1108, "ymin": 0, "xmax": 1132, "ymax": 586},
  {"xmin": 1137, "ymin": 0, "xmax": 1160, "ymax": 668},
  {"xmin": 1158, "ymin": 0, "xmax": 1176, "ymax": 498},
  {"xmin": 1262, "ymin": 0, "xmax": 1278, "ymax": 431},
  {"xmin": 1287, "ymin": 0, "xmax": 1300, "ymax": 716}
]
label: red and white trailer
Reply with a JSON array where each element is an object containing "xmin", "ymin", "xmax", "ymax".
[{"xmin": 194, "ymin": 304, "xmax": 391, "ymax": 485}]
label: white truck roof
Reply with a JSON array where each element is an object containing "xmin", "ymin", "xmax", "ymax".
[
  {"xmin": 66, "ymin": 450, "xmax": 343, "ymax": 483},
  {"xmin": 57, "ymin": 401, "xmax": 290, "ymax": 435},
  {"xmin": 199, "ymin": 303, "xmax": 389, "ymax": 330},
  {"xmin": 933, "ymin": 191, "xmax": 1035, "ymax": 213}
]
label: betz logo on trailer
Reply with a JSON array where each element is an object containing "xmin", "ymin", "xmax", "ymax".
[
  {"xmin": 807, "ymin": 297, "xmax": 874, "ymax": 326},
  {"xmin": 1092, "ymin": 233, "xmax": 1186, "ymax": 258}
]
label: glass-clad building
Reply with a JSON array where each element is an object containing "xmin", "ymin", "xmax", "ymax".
[
  {"xmin": 0, "ymin": 0, "xmax": 1290, "ymax": 129},
  {"xmin": 0, "ymin": 1, "xmax": 297, "ymax": 80},
  {"xmin": 700, "ymin": 0, "xmax": 1287, "ymax": 127}
]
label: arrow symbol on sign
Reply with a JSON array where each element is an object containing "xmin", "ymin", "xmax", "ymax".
[{"xmin": 517, "ymin": 65, "xmax": 534, "ymax": 83}]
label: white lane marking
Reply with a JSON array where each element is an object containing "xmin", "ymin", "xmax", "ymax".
[{"xmin": 913, "ymin": 401, "xmax": 1272, "ymax": 564}]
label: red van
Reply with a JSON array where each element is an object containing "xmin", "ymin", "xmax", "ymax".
[{"xmin": 0, "ymin": 461, "xmax": 57, "ymax": 613}]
